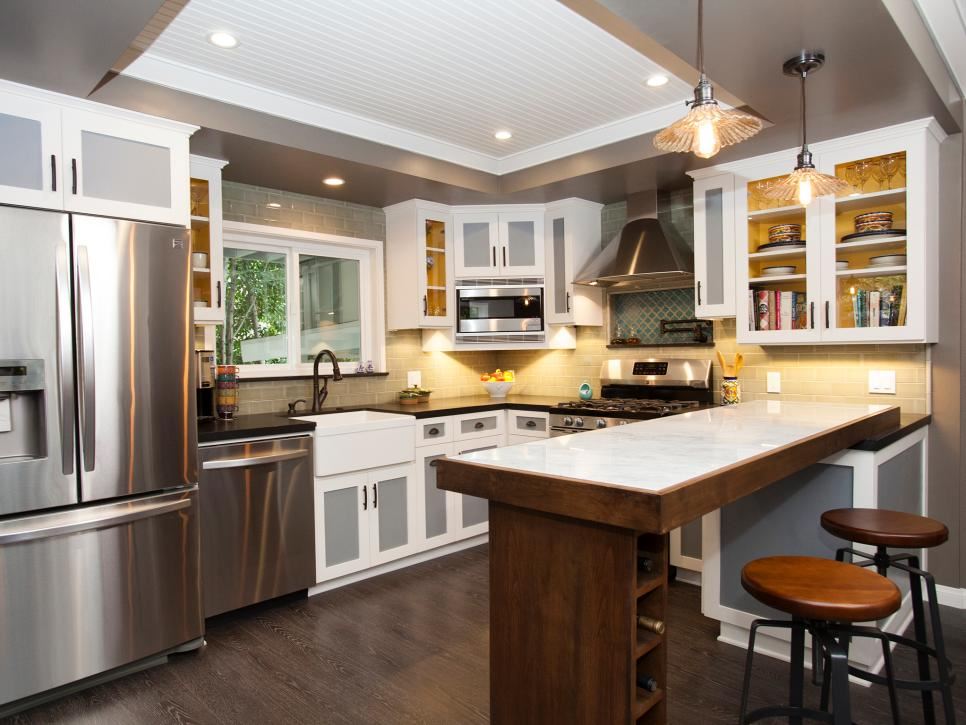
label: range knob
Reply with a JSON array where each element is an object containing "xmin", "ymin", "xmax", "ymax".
[
  {"xmin": 596, "ymin": 418, "xmax": 607, "ymax": 429},
  {"xmin": 563, "ymin": 416, "xmax": 574, "ymax": 426},
  {"xmin": 574, "ymin": 417, "xmax": 584, "ymax": 427}
]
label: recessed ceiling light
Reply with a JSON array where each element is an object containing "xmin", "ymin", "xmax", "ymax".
[
  {"xmin": 646, "ymin": 74, "xmax": 669, "ymax": 87},
  {"xmin": 266, "ymin": 202, "xmax": 281, "ymax": 208},
  {"xmin": 208, "ymin": 31, "xmax": 238, "ymax": 49},
  {"xmin": 323, "ymin": 177, "xmax": 345, "ymax": 187},
  {"xmin": 494, "ymin": 130, "xmax": 513, "ymax": 141}
]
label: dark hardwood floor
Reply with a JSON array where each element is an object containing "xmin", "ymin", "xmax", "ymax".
[{"xmin": 6, "ymin": 545, "xmax": 965, "ymax": 724}]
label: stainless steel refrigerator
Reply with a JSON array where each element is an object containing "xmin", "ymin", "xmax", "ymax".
[{"xmin": 0, "ymin": 206, "xmax": 203, "ymax": 713}]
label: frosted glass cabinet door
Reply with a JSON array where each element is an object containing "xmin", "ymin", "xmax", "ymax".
[
  {"xmin": 422, "ymin": 449, "xmax": 451, "ymax": 544},
  {"xmin": 454, "ymin": 440, "xmax": 500, "ymax": 537},
  {"xmin": 315, "ymin": 476, "xmax": 369, "ymax": 582},
  {"xmin": 61, "ymin": 109, "xmax": 190, "ymax": 225},
  {"xmin": 499, "ymin": 212, "xmax": 545, "ymax": 276},
  {"xmin": 693, "ymin": 174, "xmax": 736, "ymax": 318},
  {"xmin": 454, "ymin": 213, "xmax": 498, "ymax": 277},
  {"xmin": 0, "ymin": 92, "xmax": 63, "ymax": 209},
  {"xmin": 370, "ymin": 464, "xmax": 418, "ymax": 565}
]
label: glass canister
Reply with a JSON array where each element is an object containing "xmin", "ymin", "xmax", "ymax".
[
  {"xmin": 721, "ymin": 377, "xmax": 741, "ymax": 406},
  {"xmin": 216, "ymin": 365, "xmax": 239, "ymax": 419}
]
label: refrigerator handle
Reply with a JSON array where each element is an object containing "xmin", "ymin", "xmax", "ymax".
[
  {"xmin": 0, "ymin": 492, "xmax": 192, "ymax": 545},
  {"xmin": 76, "ymin": 246, "xmax": 96, "ymax": 472},
  {"xmin": 55, "ymin": 245, "xmax": 75, "ymax": 475}
]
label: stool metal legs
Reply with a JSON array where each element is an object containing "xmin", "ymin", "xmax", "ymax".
[
  {"xmin": 739, "ymin": 619, "xmax": 855, "ymax": 725},
  {"xmin": 837, "ymin": 546, "xmax": 957, "ymax": 725}
]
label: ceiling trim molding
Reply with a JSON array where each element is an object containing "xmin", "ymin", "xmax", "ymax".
[
  {"xmin": 908, "ymin": 0, "xmax": 966, "ymax": 100},
  {"xmin": 123, "ymin": 53, "xmax": 695, "ymax": 176},
  {"xmin": 123, "ymin": 53, "xmax": 504, "ymax": 173}
]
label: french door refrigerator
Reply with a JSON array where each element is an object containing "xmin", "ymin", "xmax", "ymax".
[{"xmin": 0, "ymin": 205, "xmax": 203, "ymax": 714}]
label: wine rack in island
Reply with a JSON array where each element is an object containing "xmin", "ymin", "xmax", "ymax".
[{"xmin": 632, "ymin": 533, "xmax": 668, "ymax": 723}]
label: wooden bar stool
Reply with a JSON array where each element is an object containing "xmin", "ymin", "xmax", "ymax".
[
  {"xmin": 739, "ymin": 556, "xmax": 902, "ymax": 725},
  {"xmin": 822, "ymin": 508, "xmax": 956, "ymax": 725}
]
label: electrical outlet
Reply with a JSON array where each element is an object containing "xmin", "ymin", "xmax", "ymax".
[
  {"xmin": 407, "ymin": 370, "xmax": 422, "ymax": 388},
  {"xmin": 868, "ymin": 370, "xmax": 896, "ymax": 394},
  {"xmin": 767, "ymin": 371, "xmax": 781, "ymax": 394},
  {"xmin": 0, "ymin": 397, "xmax": 10, "ymax": 433}
]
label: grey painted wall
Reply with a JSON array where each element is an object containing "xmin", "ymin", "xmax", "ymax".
[{"xmin": 928, "ymin": 131, "xmax": 964, "ymax": 588}]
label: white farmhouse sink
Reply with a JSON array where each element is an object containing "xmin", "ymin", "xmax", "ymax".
[{"xmin": 293, "ymin": 411, "xmax": 415, "ymax": 476}]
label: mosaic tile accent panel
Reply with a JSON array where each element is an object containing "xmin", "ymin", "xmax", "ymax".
[{"xmin": 610, "ymin": 288, "xmax": 712, "ymax": 345}]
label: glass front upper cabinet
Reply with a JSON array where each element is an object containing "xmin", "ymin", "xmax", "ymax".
[
  {"xmin": 737, "ymin": 165, "xmax": 821, "ymax": 343},
  {"xmin": 421, "ymin": 214, "xmax": 450, "ymax": 325},
  {"xmin": 820, "ymin": 149, "xmax": 914, "ymax": 341}
]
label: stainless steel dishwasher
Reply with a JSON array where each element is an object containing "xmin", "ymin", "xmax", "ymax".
[{"xmin": 199, "ymin": 434, "xmax": 315, "ymax": 617}]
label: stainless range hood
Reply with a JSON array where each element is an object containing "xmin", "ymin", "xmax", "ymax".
[{"xmin": 574, "ymin": 190, "xmax": 694, "ymax": 292}]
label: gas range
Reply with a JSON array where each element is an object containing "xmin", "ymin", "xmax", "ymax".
[{"xmin": 549, "ymin": 358, "xmax": 713, "ymax": 437}]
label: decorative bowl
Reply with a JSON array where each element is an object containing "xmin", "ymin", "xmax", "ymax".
[
  {"xmin": 482, "ymin": 381, "xmax": 513, "ymax": 398},
  {"xmin": 836, "ymin": 260, "xmax": 850, "ymax": 271},
  {"xmin": 854, "ymin": 211, "xmax": 893, "ymax": 233},
  {"xmin": 768, "ymin": 223, "xmax": 802, "ymax": 241}
]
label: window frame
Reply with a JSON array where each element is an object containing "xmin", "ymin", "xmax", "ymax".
[{"xmin": 220, "ymin": 220, "xmax": 386, "ymax": 378}]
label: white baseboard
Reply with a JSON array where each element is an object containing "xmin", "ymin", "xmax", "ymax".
[
  {"xmin": 309, "ymin": 534, "xmax": 488, "ymax": 596},
  {"xmin": 934, "ymin": 584, "xmax": 966, "ymax": 609}
]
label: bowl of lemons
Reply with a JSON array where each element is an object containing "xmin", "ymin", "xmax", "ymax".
[{"xmin": 480, "ymin": 369, "xmax": 514, "ymax": 398}]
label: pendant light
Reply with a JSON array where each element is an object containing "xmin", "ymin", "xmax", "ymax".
[
  {"xmin": 653, "ymin": 0, "xmax": 762, "ymax": 159},
  {"xmin": 764, "ymin": 53, "xmax": 847, "ymax": 205}
]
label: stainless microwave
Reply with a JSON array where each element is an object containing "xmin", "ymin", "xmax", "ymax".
[{"xmin": 456, "ymin": 285, "xmax": 544, "ymax": 337}]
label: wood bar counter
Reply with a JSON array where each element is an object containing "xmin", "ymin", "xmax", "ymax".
[{"xmin": 436, "ymin": 401, "xmax": 900, "ymax": 725}]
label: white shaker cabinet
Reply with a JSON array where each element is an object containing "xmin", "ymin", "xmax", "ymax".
[
  {"xmin": 0, "ymin": 91, "xmax": 62, "ymax": 210},
  {"xmin": 385, "ymin": 200, "xmax": 455, "ymax": 330},
  {"xmin": 544, "ymin": 199, "xmax": 604, "ymax": 326},
  {"xmin": 453, "ymin": 209, "xmax": 544, "ymax": 278},
  {"xmin": 0, "ymin": 80, "xmax": 196, "ymax": 225},
  {"xmin": 691, "ymin": 174, "xmax": 736, "ymax": 319},
  {"xmin": 315, "ymin": 463, "xmax": 419, "ymax": 583}
]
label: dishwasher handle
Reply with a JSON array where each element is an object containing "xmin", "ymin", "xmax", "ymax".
[{"xmin": 202, "ymin": 448, "xmax": 310, "ymax": 470}]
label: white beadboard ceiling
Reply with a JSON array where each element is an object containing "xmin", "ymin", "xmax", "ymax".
[{"xmin": 123, "ymin": 0, "xmax": 695, "ymax": 174}]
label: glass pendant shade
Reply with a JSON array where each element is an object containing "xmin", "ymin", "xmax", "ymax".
[
  {"xmin": 763, "ymin": 165, "xmax": 847, "ymax": 206},
  {"xmin": 652, "ymin": 0, "xmax": 762, "ymax": 159},
  {"xmin": 654, "ymin": 101, "xmax": 763, "ymax": 159}
]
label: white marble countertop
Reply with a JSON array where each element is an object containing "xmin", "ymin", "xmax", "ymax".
[{"xmin": 454, "ymin": 400, "xmax": 895, "ymax": 494}]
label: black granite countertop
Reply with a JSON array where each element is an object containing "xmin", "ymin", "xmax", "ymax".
[
  {"xmin": 197, "ymin": 413, "xmax": 316, "ymax": 444},
  {"xmin": 197, "ymin": 397, "xmax": 931, "ymax": 448}
]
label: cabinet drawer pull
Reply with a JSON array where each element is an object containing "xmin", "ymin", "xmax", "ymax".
[
  {"xmin": 825, "ymin": 300, "xmax": 830, "ymax": 329},
  {"xmin": 525, "ymin": 420, "xmax": 536, "ymax": 428},
  {"xmin": 428, "ymin": 427, "xmax": 440, "ymax": 435},
  {"xmin": 810, "ymin": 301, "xmax": 815, "ymax": 330},
  {"xmin": 697, "ymin": 280, "xmax": 702, "ymax": 306},
  {"xmin": 492, "ymin": 247, "xmax": 496, "ymax": 267},
  {"xmin": 216, "ymin": 281, "xmax": 222, "ymax": 308},
  {"xmin": 423, "ymin": 295, "xmax": 427, "ymax": 315},
  {"xmin": 51, "ymin": 155, "xmax": 57, "ymax": 192},
  {"xmin": 373, "ymin": 483, "xmax": 377, "ymax": 508},
  {"xmin": 566, "ymin": 291, "xmax": 571, "ymax": 312},
  {"xmin": 502, "ymin": 246, "xmax": 507, "ymax": 267},
  {"xmin": 71, "ymin": 158, "xmax": 77, "ymax": 195},
  {"xmin": 362, "ymin": 485, "xmax": 367, "ymax": 510},
  {"xmin": 474, "ymin": 421, "xmax": 485, "ymax": 430},
  {"xmin": 429, "ymin": 459, "xmax": 440, "ymax": 468}
]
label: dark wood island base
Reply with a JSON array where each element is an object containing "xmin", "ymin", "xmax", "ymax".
[
  {"xmin": 489, "ymin": 502, "xmax": 668, "ymax": 724},
  {"xmin": 438, "ymin": 402, "xmax": 901, "ymax": 725}
]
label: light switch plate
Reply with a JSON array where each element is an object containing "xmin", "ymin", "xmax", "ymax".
[
  {"xmin": 767, "ymin": 371, "xmax": 781, "ymax": 394},
  {"xmin": 407, "ymin": 370, "xmax": 422, "ymax": 388},
  {"xmin": 868, "ymin": 370, "xmax": 896, "ymax": 394},
  {"xmin": 0, "ymin": 396, "xmax": 11, "ymax": 433}
]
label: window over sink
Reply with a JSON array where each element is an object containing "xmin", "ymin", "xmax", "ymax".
[{"xmin": 215, "ymin": 222, "xmax": 385, "ymax": 377}]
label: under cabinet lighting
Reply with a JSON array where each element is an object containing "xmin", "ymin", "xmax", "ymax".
[
  {"xmin": 267, "ymin": 202, "xmax": 281, "ymax": 208},
  {"xmin": 207, "ymin": 31, "xmax": 238, "ymax": 49}
]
